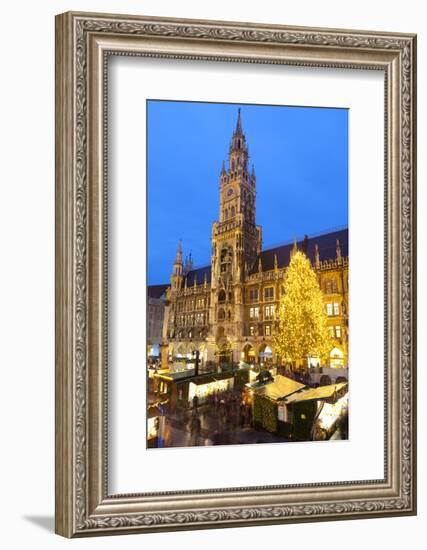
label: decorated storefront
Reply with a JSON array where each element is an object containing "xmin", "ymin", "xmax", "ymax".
[
  {"xmin": 283, "ymin": 382, "xmax": 349, "ymax": 440},
  {"xmin": 154, "ymin": 369, "xmax": 247, "ymax": 408},
  {"xmin": 188, "ymin": 374, "xmax": 234, "ymax": 405},
  {"xmin": 247, "ymin": 374, "xmax": 305, "ymax": 433}
]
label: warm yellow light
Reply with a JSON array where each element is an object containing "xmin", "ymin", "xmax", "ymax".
[
  {"xmin": 147, "ymin": 417, "xmax": 159, "ymax": 439},
  {"xmin": 317, "ymin": 393, "xmax": 349, "ymax": 430},
  {"xmin": 273, "ymin": 250, "xmax": 333, "ymax": 365}
]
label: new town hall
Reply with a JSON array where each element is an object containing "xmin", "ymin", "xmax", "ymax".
[{"xmin": 151, "ymin": 110, "xmax": 348, "ymax": 370}]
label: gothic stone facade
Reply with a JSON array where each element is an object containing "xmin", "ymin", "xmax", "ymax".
[
  {"xmin": 160, "ymin": 110, "xmax": 348, "ymax": 369},
  {"xmin": 147, "ymin": 284, "xmax": 168, "ymax": 358}
]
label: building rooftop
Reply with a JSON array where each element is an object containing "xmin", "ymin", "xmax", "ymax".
[
  {"xmin": 184, "ymin": 264, "xmax": 212, "ymax": 286},
  {"xmin": 156, "ymin": 228, "xmax": 348, "ymax": 290},
  {"xmin": 249, "ymin": 228, "xmax": 348, "ymax": 275},
  {"xmin": 147, "ymin": 284, "xmax": 169, "ymax": 299}
]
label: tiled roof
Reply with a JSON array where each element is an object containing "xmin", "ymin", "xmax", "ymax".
[
  {"xmin": 249, "ymin": 228, "xmax": 348, "ymax": 275},
  {"xmin": 184, "ymin": 265, "xmax": 212, "ymax": 286},
  {"xmin": 154, "ymin": 228, "xmax": 348, "ymax": 289},
  {"xmin": 147, "ymin": 284, "xmax": 169, "ymax": 299}
]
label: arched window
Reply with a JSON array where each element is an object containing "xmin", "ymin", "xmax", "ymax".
[
  {"xmin": 218, "ymin": 290, "xmax": 226, "ymax": 303},
  {"xmin": 225, "ymin": 209, "xmax": 229, "ymax": 220},
  {"xmin": 218, "ymin": 308, "xmax": 225, "ymax": 321},
  {"xmin": 230, "ymin": 206, "xmax": 235, "ymax": 218}
]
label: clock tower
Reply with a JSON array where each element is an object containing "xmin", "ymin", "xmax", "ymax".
[{"xmin": 208, "ymin": 109, "xmax": 262, "ymax": 362}]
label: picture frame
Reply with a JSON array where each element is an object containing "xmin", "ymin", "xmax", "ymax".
[{"xmin": 55, "ymin": 11, "xmax": 417, "ymax": 537}]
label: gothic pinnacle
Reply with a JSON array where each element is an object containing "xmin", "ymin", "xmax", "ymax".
[
  {"xmin": 236, "ymin": 107, "xmax": 242, "ymax": 134},
  {"xmin": 174, "ymin": 239, "xmax": 183, "ymax": 264}
]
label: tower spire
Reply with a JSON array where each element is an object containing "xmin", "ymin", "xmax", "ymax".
[
  {"xmin": 171, "ymin": 239, "xmax": 184, "ymax": 291},
  {"xmin": 175, "ymin": 239, "xmax": 182, "ymax": 264},
  {"xmin": 229, "ymin": 108, "xmax": 248, "ymax": 157},
  {"xmin": 236, "ymin": 107, "xmax": 242, "ymax": 134}
]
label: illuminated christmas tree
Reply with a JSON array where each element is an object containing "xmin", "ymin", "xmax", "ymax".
[{"xmin": 274, "ymin": 248, "xmax": 332, "ymax": 369}]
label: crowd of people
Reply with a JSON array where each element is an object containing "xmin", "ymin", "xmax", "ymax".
[{"xmin": 176, "ymin": 389, "xmax": 254, "ymax": 445}]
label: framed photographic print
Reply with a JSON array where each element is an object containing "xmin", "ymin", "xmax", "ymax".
[{"xmin": 55, "ymin": 11, "xmax": 417, "ymax": 537}]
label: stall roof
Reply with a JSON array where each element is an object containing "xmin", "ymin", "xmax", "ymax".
[
  {"xmin": 155, "ymin": 369, "xmax": 234, "ymax": 385},
  {"xmin": 251, "ymin": 375, "xmax": 306, "ymax": 400},
  {"xmin": 190, "ymin": 371, "xmax": 235, "ymax": 386},
  {"xmin": 284, "ymin": 382, "xmax": 348, "ymax": 404},
  {"xmin": 155, "ymin": 369, "xmax": 196, "ymax": 382}
]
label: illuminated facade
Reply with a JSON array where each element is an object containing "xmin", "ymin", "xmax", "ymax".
[{"xmin": 159, "ymin": 110, "xmax": 348, "ymax": 369}]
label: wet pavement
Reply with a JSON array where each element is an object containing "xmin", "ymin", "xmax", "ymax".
[{"xmin": 156, "ymin": 400, "xmax": 290, "ymax": 448}]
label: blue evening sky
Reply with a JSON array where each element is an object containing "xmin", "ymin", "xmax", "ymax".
[{"xmin": 147, "ymin": 100, "xmax": 348, "ymax": 285}]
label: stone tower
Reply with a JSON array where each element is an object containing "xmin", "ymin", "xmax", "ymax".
[
  {"xmin": 170, "ymin": 239, "xmax": 184, "ymax": 293},
  {"xmin": 209, "ymin": 109, "xmax": 262, "ymax": 362}
]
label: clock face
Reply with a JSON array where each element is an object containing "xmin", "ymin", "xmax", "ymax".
[{"xmin": 227, "ymin": 187, "xmax": 234, "ymax": 197}]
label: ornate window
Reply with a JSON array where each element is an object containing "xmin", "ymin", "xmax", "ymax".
[
  {"xmin": 264, "ymin": 287, "xmax": 274, "ymax": 301},
  {"xmin": 220, "ymin": 246, "xmax": 233, "ymax": 274},
  {"xmin": 265, "ymin": 304, "xmax": 275, "ymax": 319},
  {"xmin": 324, "ymin": 279, "xmax": 338, "ymax": 294},
  {"xmin": 249, "ymin": 307, "xmax": 259, "ymax": 320},
  {"xmin": 218, "ymin": 290, "xmax": 226, "ymax": 303},
  {"xmin": 248, "ymin": 288, "xmax": 258, "ymax": 302}
]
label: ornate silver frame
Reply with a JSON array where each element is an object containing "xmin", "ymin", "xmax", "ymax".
[{"xmin": 55, "ymin": 11, "xmax": 417, "ymax": 537}]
